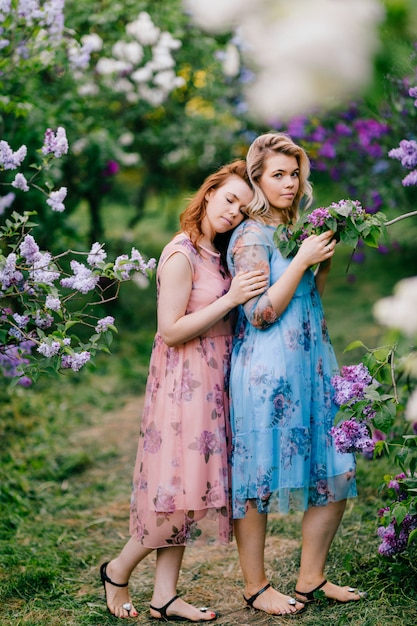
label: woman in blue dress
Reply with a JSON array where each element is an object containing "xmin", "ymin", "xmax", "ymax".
[{"xmin": 227, "ymin": 132, "xmax": 363, "ymax": 616}]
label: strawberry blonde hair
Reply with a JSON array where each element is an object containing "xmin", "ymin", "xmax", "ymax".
[
  {"xmin": 179, "ymin": 160, "xmax": 251, "ymax": 268},
  {"xmin": 246, "ymin": 132, "xmax": 313, "ymax": 225}
]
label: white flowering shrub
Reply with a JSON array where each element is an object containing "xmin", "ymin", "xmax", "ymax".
[{"xmin": 184, "ymin": 0, "xmax": 384, "ymax": 121}]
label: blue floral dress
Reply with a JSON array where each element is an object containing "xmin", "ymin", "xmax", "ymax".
[{"xmin": 227, "ymin": 221, "xmax": 357, "ymax": 518}]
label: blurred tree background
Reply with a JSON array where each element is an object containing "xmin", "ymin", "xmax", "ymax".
[
  {"xmin": 1, "ymin": 0, "xmax": 417, "ymax": 387},
  {"xmin": 2, "ymin": 0, "xmax": 417, "ymax": 385}
]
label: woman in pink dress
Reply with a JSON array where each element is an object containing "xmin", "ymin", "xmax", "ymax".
[{"xmin": 100, "ymin": 160, "xmax": 267, "ymax": 621}]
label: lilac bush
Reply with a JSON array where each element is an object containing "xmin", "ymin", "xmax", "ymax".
[
  {"xmin": 377, "ymin": 473, "xmax": 417, "ymax": 557},
  {"xmin": 330, "ymin": 337, "xmax": 417, "ymax": 558},
  {"xmin": 329, "ymin": 361, "xmax": 394, "ymax": 456},
  {"xmin": 0, "ymin": 130, "xmax": 155, "ymax": 385}
]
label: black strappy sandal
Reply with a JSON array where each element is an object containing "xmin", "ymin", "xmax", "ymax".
[
  {"xmin": 244, "ymin": 583, "xmax": 305, "ymax": 616},
  {"xmin": 100, "ymin": 561, "xmax": 131, "ymax": 615},
  {"xmin": 295, "ymin": 579, "xmax": 368, "ymax": 604},
  {"xmin": 150, "ymin": 595, "xmax": 218, "ymax": 622}
]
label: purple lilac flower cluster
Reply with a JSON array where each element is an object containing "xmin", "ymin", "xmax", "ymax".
[
  {"xmin": 377, "ymin": 472, "xmax": 417, "ymax": 557},
  {"xmin": 331, "ymin": 363, "xmax": 373, "ymax": 406},
  {"xmin": 42, "ymin": 127, "xmax": 69, "ymax": 158},
  {"xmin": 330, "ymin": 363, "xmax": 376, "ymax": 455},
  {"xmin": 274, "ymin": 197, "xmax": 386, "ymax": 262},
  {"xmin": 306, "ymin": 207, "xmax": 331, "ymax": 228},
  {"xmin": 388, "ymin": 85, "xmax": 417, "ymax": 186},
  {"xmin": 330, "ymin": 419, "xmax": 375, "ymax": 454},
  {"xmin": 377, "ymin": 514, "xmax": 417, "ymax": 557}
]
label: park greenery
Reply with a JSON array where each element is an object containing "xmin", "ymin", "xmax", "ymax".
[{"xmin": 1, "ymin": 0, "xmax": 417, "ymax": 623}]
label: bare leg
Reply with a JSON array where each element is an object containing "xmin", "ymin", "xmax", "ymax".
[
  {"xmin": 233, "ymin": 504, "xmax": 304, "ymax": 615},
  {"xmin": 150, "ymin": 547, "xmax": 217, "ymax": 622},
  {"xmin": 103, "ymin": 536, "xmax": 153, "ymax": 617},
  {"xmin": 295, "ymin": 500, "xmax": 361, "ymax": 602}
]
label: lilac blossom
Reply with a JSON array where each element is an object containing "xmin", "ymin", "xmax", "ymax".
[
  {"xmin": 12, "ymin": 313, "xmax": 29, "ymax": 327},
  {"xmin": 389, "ymin": 136, "xmax": 417, "ymax": 187},
  {"xmin": 46, "ymin": 186, "xmax": 67, "ymax": 212},
  {"xmin": 113, "ymin": 248, "xmax": 155, "ymax": 279},
  {"xmin": 61, "ymin": 351, "xmax": 91, "ymax": 371},
  {"xmin": 330, "ymin": 199, "xmax": 365, "ymax": 217},
  {"xmin": 95, "ymin": 316, "xmax": 115, "ymax": 333},
  {"xmin": 331, "ymin": 363, "xmax": 373, "ymax": 407},
  {"xmin": 402, "ymin": 170, "xmax": 417, "ymax": 186},
  {"xmin": 306, "ymin": 207, "xmax": 331, "ymax": 228},
  {"xmin": 87, "ymin": 242, "xmax": 107, "ymax": 267},
  {"xmin": 335, "ymin": 122, "xmax": 352, "ymax": 136},
  {"xmin": 33, "ymin": 311, "xmax": 54, "ymax": 328},
  {"xmin": 387, "ymin": 472, "xmax": 407, "ymax": 497},
  {"xmin": 20, "ymin": 234, "xmax": 40, "ymax": 263},
  {"xmin": 60, "ymin": 260, "xmax": 99, "ymax": 294},
  {"xmin": 0, "ymin": 192, "xmax": 15, "ymax": 214},
  {"xmin": 0, "ymin": 140, "xmax": 27, "ymax": 169},
  {"xmin": 28, "ymin": 252, "xmax": 60, "ymax": 286},
  {"xmin": 0, "ymin": 339, "xmax": 34, "ymax": 384},
  {"xmin": 45, "ymin": 295, "xmax": 61, "ymax": 311},
  {"xmin": 42, "ymin": 127, "xmax": 68, "ymax": 158},
  {"xmin": 286, "ymin": 116, "xmax": 307, "ymax": 138},
  {"xmin": 9, "ymin": 327, "xmax": 23, "ymax": 340},
  {"xmin": 0, "ymin": 253, "xmax": 23, "ymax": 289},
  {"xmin": 330, "ymin": 418, "xmax": 375, "ymax": 454},
  {"xmin": 0, "ymin": 0, "xmax": 11, "ymax": 17},
  {"xmin": 131, "ymin": 246, "xmax": 156, "ymax": 272},
  {"xmin": 378, "ymin": 514, "xmax": 417, "ymax": 557},
  {"xmin": 409, "ymin": 85, "xmax": 417, "ymax": 106},
  {"xmin": 388, "ymin": 139, "xmax": 417, "ymax": 169},
  {"xmin": 37, "ymin": 340, "xmax": 61, "ymax": 357},
  {"xmin": 318, "ymin": 141, "xmax": 336, "ymax": 159},
  {"xmin": 11, "ymin": 172, "xmax": 29, "ymax": 191}
]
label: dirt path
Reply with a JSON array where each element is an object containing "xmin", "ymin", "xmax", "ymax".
[{"xmin": 81, "ymin": 396, "xmax": 303, "ymax": 625}]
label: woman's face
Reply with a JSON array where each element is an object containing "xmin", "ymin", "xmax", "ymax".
[
  {"xmin": 258, "ymin": 153, "xmax": 300, "ymax": 214},
  {"xmin": 203, "ymin": 175, "xmax": 253, "ymax": 238}
]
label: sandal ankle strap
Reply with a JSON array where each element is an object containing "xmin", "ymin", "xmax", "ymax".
[{"xmin": 244, "ymin": 583, "xmax": 271, "ymax": 607}]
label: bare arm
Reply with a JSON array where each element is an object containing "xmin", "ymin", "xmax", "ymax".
[
  {"xmin": 267, "ymin": 231, "xmax": 335, "ymax": 316},
  {"xmin": 157, "ymin": 252, "xmax": 267, "ymax": 346}
]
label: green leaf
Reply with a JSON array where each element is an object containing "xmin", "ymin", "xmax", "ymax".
[
  {"xmin": 343, "ymin": 340, "xmax": 367, "ymax": 352},
  {"xmin": 391, "ymin": 503, "xmax": 407, "ymax": 525},
  {"xmin": 372, "ymin": 406, "xmax": 396, "ymax": 433},
  {"xmin": 408, "ymin": 528, "xmax": 417, "ymax": 546}
]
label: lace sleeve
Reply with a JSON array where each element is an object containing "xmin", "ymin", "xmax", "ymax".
[{"xmin": 229, "ymin": 225, "xmax": 278, "ymax": 330}]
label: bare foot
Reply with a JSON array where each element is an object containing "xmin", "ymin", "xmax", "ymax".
[
  {"xmin": 295, "ymin": 579, "xmax": 365, "ymax": 603},
  {"xmin": 150, "ymin": 596, "xmax": 217, "ymax": 622},
  {"xmin": 101, "ymin": 561, "xmax": 138, "ymax": 618},
  {"xmin": 244, "ymin": 584, "xmax": 305, "ymax": 616}
]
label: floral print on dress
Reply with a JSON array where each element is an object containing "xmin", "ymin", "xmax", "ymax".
[
  {"xmin": 143, "ymin": 421, "xmax": 162, "ymax": 453},
  {"xmin": 129, "ymin": 234, "xmax": 233, "ymax": 547},
  {"xmin": 227, "ymin": 221, "xmax": 357, "ymax": 517}
]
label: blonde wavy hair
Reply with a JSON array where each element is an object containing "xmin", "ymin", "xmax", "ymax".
[{"xmin": 246, "ymin": 132, "xmax": 313, "ymax": 225}]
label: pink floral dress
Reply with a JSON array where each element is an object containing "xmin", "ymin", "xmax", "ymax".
[{"xmin": 129, "ymin": 234, "xmax": 233, "ymax": 547}]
